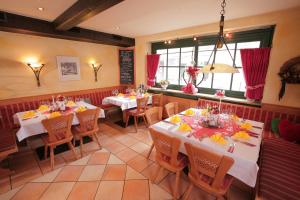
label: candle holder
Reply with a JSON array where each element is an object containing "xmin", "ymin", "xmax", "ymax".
[
  {"xmin": 91, "ymin": 63, "xmax": 102, "ymax": 82},
  {"xmin": 27, "ymin": 63, "xmax": 45, "ymax": 87}
]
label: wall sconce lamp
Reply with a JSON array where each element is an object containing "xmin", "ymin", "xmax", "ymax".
[
  {"xmin": 91, "ymin": 63, "xmax": 102, "ymax": 82},
  {"xmin": 27, "ymin": 63, "xmax": 45, "ymax": 87}
]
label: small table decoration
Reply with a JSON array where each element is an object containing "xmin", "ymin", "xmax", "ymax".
[{"xmin": 159, "ymin": 80, "xmax": 169, "ymax": 90}]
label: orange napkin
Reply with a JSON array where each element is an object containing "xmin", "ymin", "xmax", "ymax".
[
  {"xmin": 22, "ymin": 111, "xmax": 36, "ymax": 120},
  {"xmin": 178, "ymin": 123, "xmax": 192, "ymax": 132},
  {"xmin": 49, "ymin": 112, "xmax": 61, "ymax": 119},
  {"xmin": 210, "ymin": 133, "xmax": 227, "ymax": 145}
]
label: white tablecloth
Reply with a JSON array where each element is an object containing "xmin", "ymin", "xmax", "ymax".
[
  {"xmin": 14, "ymin": 101, "xmax": 105, "ymax": 142},
  {"xmin": 150, "ymin": 108, "xmax": 264, "ymax": 187},
  {"xmin": 102, "ymin": 96, "xmax": 152, "ymax": 110}
]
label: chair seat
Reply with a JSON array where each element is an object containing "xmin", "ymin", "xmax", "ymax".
[
  {"xmin": 161, "ymin": 152, "xmax": 189, "ymax": 168},
  {"xmin": 128, "ymin": 109, "xmax": 146, "ymax": 116},
  {"xmin": 72, "ymin": 126, "xmax": 99, "ymax": 138},
  {"xmin": 190, "ymin": 173, "xmax": 233, "ymax": 195},
  {"xmin": 41, "ymin": 134, "xmax": 73, "ymax": 146}
]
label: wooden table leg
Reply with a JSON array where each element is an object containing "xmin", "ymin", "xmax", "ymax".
[{"xmin": 122, "ymin": 111, "xmax": 127, "ymax": 123}]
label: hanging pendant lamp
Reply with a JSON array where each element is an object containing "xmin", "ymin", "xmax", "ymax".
[{"xmin": 202, "ymin": 0, "xmax": 239, "ymax": 73}]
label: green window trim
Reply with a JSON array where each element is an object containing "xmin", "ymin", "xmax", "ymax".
[{"xmin": 152, "ymin": 26, "xmax": 275, "ymax": 99}]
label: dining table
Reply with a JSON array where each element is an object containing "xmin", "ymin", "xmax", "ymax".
[
  {"xmin": 13, "ymin": 101, "xmax": 105, "ymax": 142},
  {"xmin": 150, "ymin": 108, "xmax": 264, "ymax": 188},
  {"xmin": 102, "ymin": 94, "xmax": 152, "ymax": 122},
  {"xmin": 102, "ymin": 94, "xmax": 152, "ymax": 111}
]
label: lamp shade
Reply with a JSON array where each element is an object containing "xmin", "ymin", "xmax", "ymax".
[{"xmin": 201, "ymin": 63, "xmax": 239, "ymax": 73}]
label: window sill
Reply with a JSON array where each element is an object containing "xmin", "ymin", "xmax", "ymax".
[{"xmin": 149, "ymin": 87, "xmax": 261, "ymax": 107}]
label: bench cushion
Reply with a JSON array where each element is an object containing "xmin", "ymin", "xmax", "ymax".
[{"xmin": 259, "ymin": 138, "xmax": 300, "ymax": 200}]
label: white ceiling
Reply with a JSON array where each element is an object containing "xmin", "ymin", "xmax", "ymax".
[
  {"xmin": 0, "ymin": 0, "xmax": 76, "ymax": 21},
  {"xmin": 0, "ymin": 0, "xmax": 300, "ymax": 37}
]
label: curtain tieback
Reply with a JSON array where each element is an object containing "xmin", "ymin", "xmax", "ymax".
[
  {"xmin": 147, "ymin": 78, "xmax": 155, "ymax": 82},
  {"xmin": 246, "ymin": 84, "xmax": 265, "ymax": 90}
]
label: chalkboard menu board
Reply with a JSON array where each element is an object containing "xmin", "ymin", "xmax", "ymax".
[{"xmin": 119, "ymin": 49, "xmax": 135, "ymax": 84}]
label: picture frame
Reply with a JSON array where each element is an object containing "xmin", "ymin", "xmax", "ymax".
[{"xmin": 56, "ymin": 56, "xmax": 81, "ymax": 81}]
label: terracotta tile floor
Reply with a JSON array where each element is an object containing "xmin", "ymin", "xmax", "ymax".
[{"xmin": 0, "ymin": 122, "xmax": 253, "ymax": 200}]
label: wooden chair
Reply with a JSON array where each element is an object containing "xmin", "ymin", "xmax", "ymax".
[
  {"xmin": 151, "ymin": 94, "xmax": 163, "ymax": 107},
  {"xmin": 0, "ymin": 129, "xmax": 18, "ymax": 178},
  {"xmin": 149, "ymin": 128, "xmax": 188, "ymax": 199},
  {"xmin": 72, "ymin": 108, "xmax": 101, "ymax": 157},
  {"xmin": 145, "ymin": 107, "xmax": 163, "ymax": 159},
  {"xmin": 42, "ymin": 114, "xmax": 78, "ymax": 170},
  {"xmin": 183, "ymin": 143, "xmax": 234, "ymax": 200},
  {"xmin": 164, "ymin": 102, "xmax": 179, "ymax": 118},
  {"xmin": 125, "ymin": 96, "xmax": 149, "ymax": 132},
  {"xmin": 73, "ymin": 108, "xmax": 101, "ymax": 157}
]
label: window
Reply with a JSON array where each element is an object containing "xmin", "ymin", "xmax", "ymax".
[{"xmin": 152, "ymin": 26, "xmax": 274, "ymax": 98}]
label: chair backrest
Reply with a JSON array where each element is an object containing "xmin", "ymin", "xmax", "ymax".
[
  {"xmin": 145, "ymin": 107, "xmax": 163, "ymax": 126},
  {"xmin": 164, "ymin": 102, "xmax": 179, "ymax": 118},
  {"xmin": 136, "ymin": 96, "xmax": 149, "ymax": 113},
  {"xmin": 42, "ymin": 114, "xmax": 74, "ymax": 143},
  {"xmin": 76, "ymin": 108, "xmax": 100, "ymax": 133},
  {"xmin": 149, "ymin": 128, "xmax": 181, "ymax": 166},
  {"xmin": 152, "ymin": 94, "xmax": 163, "ymax": 107},
  {"xmin": 184, "ymin": 142, "xmax": 234, "ymax": 189}
]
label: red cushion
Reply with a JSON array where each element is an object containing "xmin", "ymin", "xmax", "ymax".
[{"xmin": 278, "ymin": 120, "xmax": 300, "ymax": 142}]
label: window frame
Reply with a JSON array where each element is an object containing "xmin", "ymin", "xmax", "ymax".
[{"xmin": 151, "ymin": 26, "xmax": 275, "ymax": 99}]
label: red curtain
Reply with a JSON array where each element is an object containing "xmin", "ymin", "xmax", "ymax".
[
  {"xmin": 147, "ymin": 54, "xmax": 160, "ymax": 86},
  {"xmin": 240, "ymin": 48, "xmax": 271, "ymax": 100}
]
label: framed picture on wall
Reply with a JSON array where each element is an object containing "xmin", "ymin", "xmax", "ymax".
[{"xmin": 56, "ymin": 56, "xmax": 81, "ymax": 81}]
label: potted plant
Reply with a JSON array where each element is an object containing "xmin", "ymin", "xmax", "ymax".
[{"xmin": 159, "ymin": 80, "xmax": 169, "ymax": 90}]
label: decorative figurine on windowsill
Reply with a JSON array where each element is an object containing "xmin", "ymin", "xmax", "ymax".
[
  {"xmin": 159, "ymin": 80, "xmax": 169, "ymax": 90},
  {"xmin": 181, "ymin": 62, "xmax": 205, "ymax": 94}
]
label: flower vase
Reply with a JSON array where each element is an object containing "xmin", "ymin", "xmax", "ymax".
[{"xmin": 161, "ymin": 84, "xmax": 168, "ymax": 90}]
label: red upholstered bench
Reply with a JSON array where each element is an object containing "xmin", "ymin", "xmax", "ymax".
[{"xmin": 258, "ymin": 138, "xmax": 300, "ymax": 200}]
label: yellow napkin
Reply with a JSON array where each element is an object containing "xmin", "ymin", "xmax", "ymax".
[
  {"xmin": 144, "ymin": 93, "xmax": 149, "ymax": 97},
  {"xmin": 230, "ymin": 114, "xmax": 240, "ymax": 122},
  {"xmin": 210, "ymin": 133, "xmax": 227, "ymax": 145},
  {"xmin": 49, "ymin": 111, "xmax": 61, "ymax": 119},
  {"xmin": 22, "ymin": 111, "xmax": 36, "ymax": 120},
  {"xmin": 178, "ymin": 123, "xmax": 192, "ymax": 132},
  {"xmin": 201, "ymin": 109, "xmax": 208, "ymax": 116},
  {"xmin": 170, "ymin": 115, "xmax": 181, "ymax": 123},
  {"xmin": 37, "ymin": 105, "xmax": 49, "ymax": 112},
  {"xmin": 232, "ymin": 131, "xmax": 250, "ymax": 140},
  {"xmin": 66, "ymin": 101, "xmax": 76, "ymax": 107},
  {"xmin": 117, "ymin": 93, "xmax": 124, "ymax": 97},
  {"xmin": 76, "ymin": 106, "xmax": 87, "ymax": 112},
  {"xmin": 184, "ymin": 109, "xmax": 195, "ymax": 116},
  {"xmin": 129, "ymin": 96, "xmax": 136, "ymax": 100},
  {"xmin": 240, "ymin": 122, "xmax": 252, "ymax": 130}
]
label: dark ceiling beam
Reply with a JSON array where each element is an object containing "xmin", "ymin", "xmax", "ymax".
[
  {"xmin": 0, "ymin": 12, "xmax": 135, "ymax": 47},
  {"xmin": 54, "ymin": 0, "xmax": 124, "ymax": 31}
]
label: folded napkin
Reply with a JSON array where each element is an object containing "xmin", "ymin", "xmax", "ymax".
[
  {"xmin": 230, "ymin": 114, "xmax": 240, "ymax": 122},
  {"xmin": 232, "ymin": 131, "xmax": 250, "ymax": 140},
  {"xmin": 76, "ymin": 106, "xmax": 87, "ymax": 112},
  {"xmin": 129, "ymin": 96, "xmax": 136, "ymax": 100},
  {"xmin": 240, "ymin": 122, "xmax": 252, "ymax": 130},
  {"xmin": 210, "ymin": 133, "xmax": 227, "ymax": 145},
  {"xmin": 178, "ymin": 123, "xmax": 192, "ymax": 132},
  {"xmin": 66, "ymin": 101, "xmax": 77, "ymax": 107},
  {"xmin": 49, "ymin": 111, "xmax": 61, "ymax": 119},
  {"xmin": 37, "ymin": 105, "xmax": 49, "ymax": 112},
  {"xmin": 22, "ymin": 111, "xmax": 36, "ymax": 120},
  {"xmin": 170, "ymin": 115, "xmax": 181, "ymax": 123},
  {"xmin": 117, "ymin": 93, "xmax": 124, "ymax": 97},
  {"xmin": 184, "ymin": 109, "xmax": 195, "ymax": 116},
  {"xmin": 201, "ymin": 109, "xmax": 208, "ymax": 116},
  {"xmin": 144, "ymin": 93, "xmax": 149, "ymax": 97}
]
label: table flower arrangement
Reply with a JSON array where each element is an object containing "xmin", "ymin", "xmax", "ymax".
[
  {"xmin": 159, "ymin": 80, "xmax": 169, "ymax": 90},
  {"xmin": 214, "ymin": 90, "xmax": 225, "ymax": 113}
]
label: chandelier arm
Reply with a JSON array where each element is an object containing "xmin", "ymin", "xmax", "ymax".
[{"xmin": 221, "ymin": 37, "xmax": 236, "ymax": 67}]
